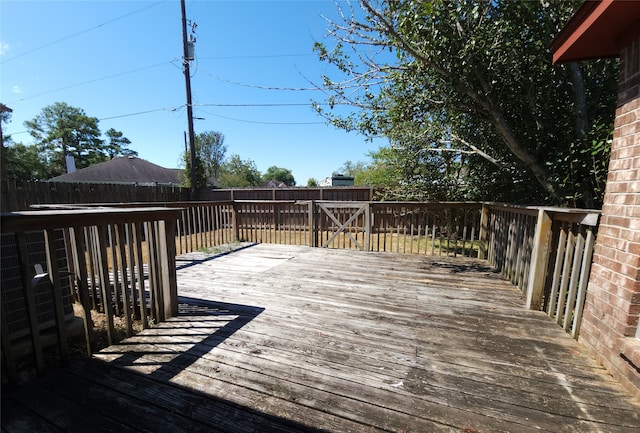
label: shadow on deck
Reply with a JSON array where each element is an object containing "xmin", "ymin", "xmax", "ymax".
[{"xmin": 3, "ymin": 244, "xmax": 640, "ymax": 433}]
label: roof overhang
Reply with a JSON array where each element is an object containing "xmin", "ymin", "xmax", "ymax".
[{"xmin": 551, "ymin": 0, "xmax": 640, "ymax": 64}]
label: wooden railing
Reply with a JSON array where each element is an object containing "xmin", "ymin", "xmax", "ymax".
[
  {"xmin": 163, "ymin": 200, "xmax": 599, "ymax": 339},
  {"xmin": 483, "ymin": 204, "xmax": 600, "ymax": 338},
  {"xmin": 5, "ymin": 200, "xmax": 599, "ymax": 380},
  {"xmin": 0, "ymin": 207, "xmax": 181, "ymax": 383},
  {"xmin": 165, "ymin": 201, "xmax": 485, "ymax": 257}
]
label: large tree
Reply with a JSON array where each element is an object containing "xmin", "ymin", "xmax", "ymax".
[
  {"xmin": 314, "ymin": 0, "xmax": 617, "ymax": 207},
  {"xmin": 182, "ymin": 130, "xmax": 227, "ymax": 188},
  {"xmin": 105, "ymin": 128, "xmax": 137, "ymax": 159},
  {"xmin": 24, "ymin": 102, "xmax": 105, "ymax": 177},
  {"xmin": 22, "ymin": 102, "xmax": 136, "ymax": 179},
  {"xmin": 3, "ymin": 142, "xmax": 49, "ymax": 180},
  {"xmin": 218, "ymin": 154, "xmax": 262, "ymax": 187},
  {"xmin": 262, "ymin": 166, "xmax": 296, "ymax": 186},
  {"xmin": 1, "ymin": 103, "xmax": 13, "ymax": 179}
]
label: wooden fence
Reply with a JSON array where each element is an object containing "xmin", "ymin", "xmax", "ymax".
[
  {"xmin": 1, "ymin": 180, "xmax": 190, "ymax": 212},
  {"xmin": 199, "ymin": 187, "xmax": 373, "ymax": 202},
  {"xmin": 0, "ymin": 207, "xmax": 181, "ymax": 383},
  {"xmin": 1, "ymin": 180, "xmax": 373, "ymax": 212}
]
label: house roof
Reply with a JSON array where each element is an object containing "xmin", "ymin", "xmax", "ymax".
[
  {"xmin": 50, "ymin": 156, "xmax": 182, "ymax": 185},
  {"xmin": 262, "ymin": 180, "xmax": 288, "ymax": 188},
  {"xmin": 551, "ymin": 0, "xmax": 640, "ymax": 64}
]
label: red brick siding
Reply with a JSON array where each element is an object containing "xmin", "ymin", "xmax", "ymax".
[{"xmin": 580, "ymin": 36, "xmax": 640, "ymax": 398}]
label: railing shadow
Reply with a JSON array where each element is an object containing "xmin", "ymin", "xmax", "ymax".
[
  {"xmin": 174, "ymin": 242, "xmax": 257, "ymax": 271},
  {"xmin": 98, "ymin": 296, "xmax": 264, "ymax": 382}
]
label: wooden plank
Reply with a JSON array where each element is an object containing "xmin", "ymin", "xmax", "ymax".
[
  {"xmin": 572, "ymin": 229, "xmax": 595, "ymax": 338},
  {"xmin": 556, "ymin": 228, "xmax": 576, "ymax": 325},
  {"xmin": 526, "ymin": 209, "xmax": 553, "ymax": 310},
  {"xmin": 1, "ymin": 394, "xmax": 63, "ymax": 433},
  {"xmin": 115, "ymin": 224, "xmax": 133, "ymax": 336},
  {"xmin": 4, "ymin": 244, "xmax": 639, "ymax": 433},
  {"xmin": 159, "ymin": 218, "xmax": 178, "ymax": 319},
  {"xmin": 95, "ymin": 225, "xmax": 116, "ymax": 344},
  {"xmin": 4, "ymin": 380, "xmax": 143, "ymax": 433},
  {"xmin": 44, "ymin": 228, "xmax": 69, "ymax": 362},
  {"xmin": 15, "ymin": 231, "xmax": 45, "ymax": 373},
  {"xmin": 1, "ymin": 301, "xmax": 18, "ymax": 382},
  {"xmin": 547, "ymin": 223, "xmax": 567, "ymax": 318},
  {"xmin": 71, "ymin": 226, "xmax": 95, "ymax": 354},
  {"xmin": 563, "ymin": 228, "xmax": 585, "ymax": 332},
  {"xmin": 132, "ymin": 222, "xmax": 148, "ymax": 328},
  {"xmin": 93, "ymin": 246, "xmax": 640, "ymax": 431}
]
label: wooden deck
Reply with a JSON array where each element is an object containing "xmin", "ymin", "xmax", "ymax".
[{"xmin": 3, "ymin": 244, "xmax": 640, "ymax": 433}]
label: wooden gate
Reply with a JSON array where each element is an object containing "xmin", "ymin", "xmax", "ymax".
[{"xmin": 313, "ymin": 202, "xmax": 370, "ymax": 250}]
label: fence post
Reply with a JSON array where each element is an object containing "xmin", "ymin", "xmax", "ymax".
[
  {"xmin": 478, "ymin": 204, "xmax": 490, "ymax": 260},
  {"xmin": 526, "ymin": 209, "xmax": 553, "ymax": 310}
]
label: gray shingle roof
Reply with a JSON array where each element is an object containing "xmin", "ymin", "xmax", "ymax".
[{"xmin": 50, "ymin": 156, "xmax": 182, "ymax": 185}]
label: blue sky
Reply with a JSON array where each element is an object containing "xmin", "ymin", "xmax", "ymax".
[{"xmin": 1, "ymin": 0, "xmax": 387, "ymax": 184}]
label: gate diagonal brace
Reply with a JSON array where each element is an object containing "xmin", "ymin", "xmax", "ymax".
[{"xmin": 319, "ymin": 204, "xmax": 366, "ymax": 250}]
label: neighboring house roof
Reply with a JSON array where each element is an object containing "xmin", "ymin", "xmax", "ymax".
[
  {"xmin": 50, "ymin": 156, "xmax": 183, "ymax": 185},
  {"xmin": 551, "ymin": 0, "xmax": 640, "ymax": 63},
  {"xmin": 262, "ymin": 180, "xmax": 288, "ymax": 188}
]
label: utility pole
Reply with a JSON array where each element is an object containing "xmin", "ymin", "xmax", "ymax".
[{"xmin": 181, "ymin": 0, "xmax": 197, "ymax": 199}]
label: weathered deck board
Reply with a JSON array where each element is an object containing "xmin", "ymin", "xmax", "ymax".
[{"xmin": 3, "ymin": 244, "xmax": 640, "ymax": 433}]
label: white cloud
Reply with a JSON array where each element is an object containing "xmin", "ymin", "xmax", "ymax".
[
  {"xmin": 0, "ymin": 42, "xmax": 10, "ymax": 57},
  {"xmin": 11, "ymin": 86, "xmax": 21, "ymax": 94}
]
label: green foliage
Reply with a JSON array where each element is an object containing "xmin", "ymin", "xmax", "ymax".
[
  {"xmin": 3, "ymin": 142, "xmax": 49, "ymax": 180},
  {"xmin": 20, "ymin": 102, "xmax": 136, "ymax": 179},
  {"xmin": 198, "ymin": 131, "xmax": 226, "ymax": 180},
  {"xmin": 307, "ymin": 177, "xmax": 318, "ymax": 187},
  {"xmin": 262, "ymin": 166, "xmax": 296, "ymax": 186},
  {"xmin": 316, "ymin": 0, "xmax": 617, "ymax": 207},
  {"xmin": 218, "ymin": 154, "xmax": 262, "ymax": 187},
  {"xmin": 183, "ymin": 131, "xmax": 226, "ymax": 189},
  {"xmin": 105, "ymin": 128, "xmax": 137, "ymax": 159},
  {"xmin": 551, "ymin": 121, "xmax": 612, "ymax": 208},
  {"xmin": 24, "ymin": 102, "xmax": 104, "ymax": 176}
]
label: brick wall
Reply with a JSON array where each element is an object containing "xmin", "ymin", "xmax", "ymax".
[{"xmin": 579, "ymin": 36, "xmax": 640, "ymax": 398}]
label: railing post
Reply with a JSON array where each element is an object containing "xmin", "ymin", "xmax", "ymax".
[
  {"xmin": 365, "ymin": 202, "xmax": 371, "ymax": 251},
  {"xmin": 232, "ymin": 202, "xmax": 240, "ymax": 242},
  {"xmin": 273, "ymin": 202, "xmax": 280, "ymax": 243},
  {"xmin": 308, "ymin": 200, "xmax": 317, "ymax": 247},
  {"xmin": 526, "ymin": 209, "xmax": 553, "ymax": 310},
  {"xmin": 478, "ymin": 203, "xmax": 489, "ymax": 260},
  {"xmin": 158, "ymin": 219, "xmax": 179, "ymax": 318}
]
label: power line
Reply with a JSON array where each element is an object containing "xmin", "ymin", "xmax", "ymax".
[
  {"xmin": 198, "ymin": 53, "xmax": 315, "ymax": 60},
  {"xmin": 1, "ymin": 1, "xmax": 166, "ymax": 64},
  {"xmin": 196, "ymin": 108, "xmax": 325, "ymax": 125},
  {"xmin": 198, "ymin": 69, "xmax": 321, "ymax": 91},
  {"xmin": 194, "ymin": 103, "xmax": 327, "ymax": 107},
  {"xmin": 7, "ymin": 61, "xmax": 176, "ymax": 104},
  {"xmin": 4, "ymin": 105, "xmax": 184, "ymax": 136},
  {"xmin": 99, "ymin": 106, "xmax": 182, "ymax": 121}
]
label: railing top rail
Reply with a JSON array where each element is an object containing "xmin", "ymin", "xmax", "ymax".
[
  {"xmin": 1, "ymin": 207, "xmax": 182, "ymax": 233},
  {"xmin": 485, "ymin": 202, "xmax": 601, "ymax": 226},
  {"xmin": 234, "ymin": 200, "xmax": 301, "ymax": 204},
  {"xmin": 370, "ymin": 201, "xmax": 484, "ymax": 209}
]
